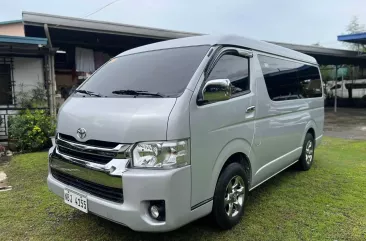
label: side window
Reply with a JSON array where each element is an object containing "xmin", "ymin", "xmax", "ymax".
[
  {"xmin": 207, "ymin": 54, "xmax": 249, "ymax": 96},
  {"xmin": 258, "ymin": 55, "xmax": 298, "ymax": 101},
  {"xmin": 258, "ymin": 55, "xmax": 323, "ymax": 101},
  {"xmin": 331, "ymin": 84, "xmax": 341, "ymax": 90},
  {"xmin": 297, "ymin": 64, "xmax": 322, "ymax": 98}
]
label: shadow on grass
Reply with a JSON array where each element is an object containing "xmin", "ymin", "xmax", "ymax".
[{"xmin": 86, "ymin": 164, "xmax": 301, "ymax": 240}]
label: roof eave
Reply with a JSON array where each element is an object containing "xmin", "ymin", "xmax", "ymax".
[
  {"xmin": 0, "ymin": 35, "xmax": 47, "ymax": 46},
  {"xmin": 22, "ymin": 11, "xmax": 201, "ymax": 40},
  {"xmin": 337, "ymin": 33, "xmax": 366, "ymax": 44},
  {"xmin": 0, "ymin": 19, "xmax": 23, "ymax": 25}
]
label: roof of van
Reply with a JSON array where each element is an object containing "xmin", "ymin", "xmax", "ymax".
[{"xmin": 118, "ymin": 34, "xmax": 317, "ymax": 64}]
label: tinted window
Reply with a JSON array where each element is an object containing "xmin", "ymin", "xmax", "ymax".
[
  {"xmin": 258, "ymin": 55, "xmax": 322, "ymax": 101},
  {"xmin": 78, "ymin": 46, "xmax": 210, "ymax": 98},
  {"xmin": 258, "ymin": 55, "xmax": 298, "ymax": 101},
  {"xmin": 207, "ymin": 54, "xmax": 249, "ymax": 95}
]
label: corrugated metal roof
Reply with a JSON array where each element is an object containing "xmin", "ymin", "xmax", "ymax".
[
  {"xmin": 21, "ymin": 11, "xmax": 365, "ymax": 65},
  {"xmin": 22, "ymin": 11, "xmax": 200, "ymax": 40},
  {"xmin": 0, "ymin": 35, "xmax": 47, "ymax": 45}
]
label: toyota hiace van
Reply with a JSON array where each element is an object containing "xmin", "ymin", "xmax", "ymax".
[{"xmin": 48, "ymin": 35, "xmax": 324, "ymax": 232}]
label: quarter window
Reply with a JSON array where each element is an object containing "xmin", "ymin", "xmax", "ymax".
[
  {"xmin": 297, "ymin": 64, "xmax": 322, "ymax": 98},
  {"xmin": 207, "ymin": 54, "xmax": 250, "ymax": 96}
]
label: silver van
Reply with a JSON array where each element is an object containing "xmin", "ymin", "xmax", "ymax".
[{"xmin": 48, "ymin": 35, "xmax": 324, "ymax": 232}]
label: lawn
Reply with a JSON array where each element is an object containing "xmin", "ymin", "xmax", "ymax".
[{"xmin": 0, "ymin": 137, "xmax": 365, "ymax": 241}]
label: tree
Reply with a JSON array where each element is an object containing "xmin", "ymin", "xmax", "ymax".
[
  {"xmin": 342, "ymin": 16, "xmax": 366, "ymax": 101},
  {"xmin": 343, "ymin": 16, "xmax": 366, "ymax": 51},
  {"xmin": 346, "ymin": 16, "xmax": 365, "ymax": 34},
  {"xmin": 319, "ymin": 65, "xmax": 333, "ymax": 83}
]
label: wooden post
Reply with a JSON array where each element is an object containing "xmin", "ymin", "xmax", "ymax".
[{"xmin": 334, "ymin": 65, "xmax": 338, "ymax": 113}]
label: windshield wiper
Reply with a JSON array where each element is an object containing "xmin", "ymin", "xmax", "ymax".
[
  {"xmin": 111, "ymin": 89, "xmax": 165, "ymax": 97},
  {"xmin": 75, "ymin": 89, "xmax": 102, "ymax": 97}
]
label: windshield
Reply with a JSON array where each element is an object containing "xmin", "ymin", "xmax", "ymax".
[{"xmin": 77, "ymin": 45, "xmax": 210, "ymax": 98}]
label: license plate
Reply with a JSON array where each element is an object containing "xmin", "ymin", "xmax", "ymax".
[{"xmin": 64, "ymin": 188, "xmax": 88, "ymax": 213}]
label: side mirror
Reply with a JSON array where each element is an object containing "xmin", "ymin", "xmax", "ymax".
[{"xmin": 202, "ymin": 79, "xmax": 232, "ymax": 102}]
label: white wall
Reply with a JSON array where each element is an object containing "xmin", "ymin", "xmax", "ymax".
[
  {"xmin": 0, "ymin": 23, "xmax": 25, "ymax": 37},
  {"xmin": 0, "ymin": 57, "xmax": 45, "ymax": 139},
  {"xmin": 13, "ymin": 57, "xmax": 44, "ymax": 94}
]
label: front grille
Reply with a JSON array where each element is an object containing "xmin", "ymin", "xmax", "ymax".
[
  {"xmin": 59, "ymin": 133, "xmax": 119, "ymax": 148},
  {"xmin": 56, "ymin": 133, "xmax": 129, "ymax": 165},
  {"xmin": 51, "ymin": 168, "xmax": 124, "ymax": 203},
  {"xmin": 58, "ymin": 146, "xmax": 114, "ymax": 165}
]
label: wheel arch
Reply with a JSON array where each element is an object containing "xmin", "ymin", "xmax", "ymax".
[
  {"xmin": 209, "ymin": 138, "xmax": 253, "ymax": 198},
  {"xmin": 301, "ymin": 120, "xmax": 317, "ymax": 146}
]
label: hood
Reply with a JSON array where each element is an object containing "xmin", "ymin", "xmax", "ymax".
[{"xmin": 57, "ymin": 97, "xmax": 177, "ymax": 144}]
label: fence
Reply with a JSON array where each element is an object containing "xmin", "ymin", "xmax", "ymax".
[{"xmin": 0, "ymin": 107, "xmax": 49, "ymax": 145}]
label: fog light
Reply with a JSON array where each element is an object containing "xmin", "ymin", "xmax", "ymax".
[
  {"xmin": 150, "ymin": 205, "xmax": 160, "ymax": 219},
  {"xmin": 148, "ymin": 200, "xmax": 165, "ymax": 221}
]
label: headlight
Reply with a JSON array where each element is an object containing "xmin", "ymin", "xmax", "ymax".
[{"xmin": 132, "ymin": 139, "xmax": 190, "ymax": 169}]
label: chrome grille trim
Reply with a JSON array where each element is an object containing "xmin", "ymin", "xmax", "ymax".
[
  {"xmin": 57, "ymin": 133, "xmax": 126, "ymax": 152},
  {"xmin": 55, "ymin": 147, "xmax": 112, "ymax": 173},
  {"xmin": 56, "ymin": 133, "xmax": 131, "ymax": 164}
]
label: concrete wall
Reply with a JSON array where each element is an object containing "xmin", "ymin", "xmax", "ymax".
[
  {"xmin": 0, "ymin": 23, "xmax": 24, "ymax": 37},
  {"xmin": 0, "ymin": 56, "xmax": 44, "ymax": 140},
  {"xmin": 0, "ymin": 57, "xmax": 44, "ymax": 109}
]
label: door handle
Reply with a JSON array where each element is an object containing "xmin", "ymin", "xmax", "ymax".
[{"xmin": 246, "ymin": 106, "xmax": 256, "ymax": 113}]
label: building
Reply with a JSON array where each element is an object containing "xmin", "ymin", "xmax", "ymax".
[
  {"xmin": 0, "ymin": 20, "xmax": 25, "ymax": 37},
  {"xmin": 1, "ymin": 12, "xmax": 366, "ymax": 142},
  {"xmin": 0, "ymin": 35, "xmax": 50, "ymax": 143}
]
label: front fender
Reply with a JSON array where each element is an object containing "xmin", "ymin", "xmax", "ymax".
[{"xmin": 209, "ymin": 138, "xmax": 253, "ymax": 197}]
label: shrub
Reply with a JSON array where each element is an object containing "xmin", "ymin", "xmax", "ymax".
[
  {"xmin": 16, "ymin": 82, "xmax": 48, "ymax": 110},
  {"xmin": 8, "ymin": 109, "xmax": 56, "ymax": 152}
]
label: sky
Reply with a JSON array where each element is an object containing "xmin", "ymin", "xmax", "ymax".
[{"xmin": 1, "ymin": 0, "xmax": 366, "ymax": 49}]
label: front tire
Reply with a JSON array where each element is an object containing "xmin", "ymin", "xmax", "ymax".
[
  {"xmin": 297, "ymin": 133, "xmax": 315, "ymax": 171},
  {"xmin": 212, "ymin": 163, "xmax": 249, "ymax": 230}
]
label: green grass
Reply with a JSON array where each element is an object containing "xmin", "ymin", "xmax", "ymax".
[{"xmin": 0, "ymin": 137, "xmax": 365, "ymax": 241}]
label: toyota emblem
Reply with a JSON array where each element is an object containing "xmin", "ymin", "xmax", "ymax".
[{"xmin": 77, "ymin": 128, "xmax": 87, "ymax": 139}]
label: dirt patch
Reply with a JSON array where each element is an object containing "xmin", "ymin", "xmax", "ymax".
[
  {"xmin": 0, "ymin": 172, "xmax": 11, "ymax": 191},
  {"xmin": 0, "ymin": 156, "xmax": 12, "ymax": 191},
  {"xmin": 325, "ymin": 108, "xmax": 366, "ymax": 140}
]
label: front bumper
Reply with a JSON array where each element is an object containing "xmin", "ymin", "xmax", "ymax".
[{"xmin": 47, "ymin": 164, "xmax": 211, "ymax": 232}]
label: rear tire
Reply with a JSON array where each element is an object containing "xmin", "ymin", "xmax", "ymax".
[
  {"xmin": 297, "ymin": 133, "xmax": 315, "ymax": 171},
  {"xmin": 212, "ymin": 163, "xmax": 249, "ymax": 230}
]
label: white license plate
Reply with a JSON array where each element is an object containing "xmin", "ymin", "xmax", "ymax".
[{"xmin": 64, "ymin": 188, "xmax": 88, "ymax": 213}]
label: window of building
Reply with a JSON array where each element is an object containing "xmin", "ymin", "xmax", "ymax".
[
  {"xmin": 258, "ymin": 55, "xmax": 322, "ymax": 101},
  {"xmin": 330, "ymin": 84, "xmax": 342, "ymax": 90},
  {"xmin": 345, "ymin": 83, "xmax": 366, "ymax": 89},
  {"xmin": 207, "ymin": 54, "xmax": 250, "ymax": 96},
  {"xmin": 0, "ymin": 64, "xmax": 12, "ymax": 105}
]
